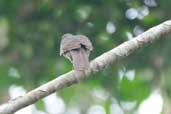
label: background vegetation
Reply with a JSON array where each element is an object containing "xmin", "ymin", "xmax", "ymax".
[{"xmin": 0, "ymin": 0, "xmax": 171, "ymax": 114}]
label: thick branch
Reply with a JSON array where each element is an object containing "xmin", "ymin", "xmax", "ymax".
[{"xmin": 0, "ymin": 20, "xmax": 171, "ymax": 114}]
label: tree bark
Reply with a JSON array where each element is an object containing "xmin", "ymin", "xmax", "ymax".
[{"xmin": 0, "ymin": 20, "xmax": 171, "ymax": 114}]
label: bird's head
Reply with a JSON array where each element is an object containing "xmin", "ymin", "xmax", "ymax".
[{"xmin": 62, "ymin": 33, "xmax": 73, "ymax": 39}]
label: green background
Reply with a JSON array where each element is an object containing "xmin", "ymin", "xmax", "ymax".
[{"xmin": 0, "ymin": 0, "xmax": 171, "ymax": 114}]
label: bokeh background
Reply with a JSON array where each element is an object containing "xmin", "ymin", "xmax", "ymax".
[{"xmin": 0, "ymin": 0, "xmax": 171, "ymax": 114}]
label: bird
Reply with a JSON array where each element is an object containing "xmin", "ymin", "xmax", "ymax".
[{"xmin": 60, "ymin": 33, "xmax": 93, "ymax": 71}]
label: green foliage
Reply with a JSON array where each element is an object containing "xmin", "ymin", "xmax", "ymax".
[
  {"xmin": 118, "ymin": 74, "xmax": 150, "ymax": 102},
  {"xmin": 0, "ymin": 0, "xmax": 171, "ymax": 113}
]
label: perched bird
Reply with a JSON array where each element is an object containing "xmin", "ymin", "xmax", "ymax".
[{"xmin": 60, "ymin": 33, "xmax": 93, "ymax": 71}]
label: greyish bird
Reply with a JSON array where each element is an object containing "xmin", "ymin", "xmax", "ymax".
[{"xmin": 60, "ymin": 33, "xmax": 93, "ymax": 71}]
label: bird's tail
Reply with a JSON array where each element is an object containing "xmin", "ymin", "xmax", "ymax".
[{"xmin": 70, "ymin": 48, "xmax": 89, "ymax": 71}]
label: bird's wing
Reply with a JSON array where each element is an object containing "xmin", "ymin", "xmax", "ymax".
[
  {"xmin": 76, "ymin": 35, "xmax": 93, "ymax": 51},
  {"xmin": 60, "ymin": 34, "xmax": 81, "ymax": 55}
]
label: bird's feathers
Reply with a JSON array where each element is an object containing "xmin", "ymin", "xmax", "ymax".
[
  {"xmin": 60, "ymin": 33, "xmax": 93, "ymax": 71},
  {"xmin": 70, "ymin": 48, "xmax": 89, "ymax": 70},
  {"xmin": 60, "ymin": 34, "xmax": 93, "ymax": 55}
]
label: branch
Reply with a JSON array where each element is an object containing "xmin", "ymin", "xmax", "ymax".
[{"xmin": 0, "ymin": 20, "xmax": 171, "ymax": 114}]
